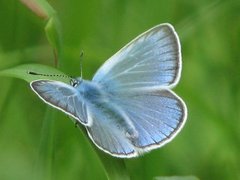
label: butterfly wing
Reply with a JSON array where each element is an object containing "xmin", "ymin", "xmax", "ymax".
[
  {"xmin": 30, "ymin": 80, "xmax": 90, "ymax": 126},
  {"xmin": 84, "ymin": 89, "xmax": 186, "ymax": 157},
  {"xmin": 92, "ymin": 23, "xmax": 181, "ymax": 91},
  {"xmin": 89, "ymin": 23, "xmax": 187, "ymax": 157},
  {"xmin": 113, "ymin": 90, "xmax": 187, "ymax": 152},
  {"xmin": 86, "ymin": 103, "xmax": 137, "ymax": 157}
]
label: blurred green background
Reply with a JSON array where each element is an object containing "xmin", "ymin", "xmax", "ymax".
[{"xmin": 0, "ymin": 0, "xmax": 240, "ymax": 180}]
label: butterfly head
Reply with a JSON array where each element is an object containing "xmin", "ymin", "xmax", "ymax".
[{"xmin": 70, "ymin": 78, "xmax": 82, "ymax": 87}]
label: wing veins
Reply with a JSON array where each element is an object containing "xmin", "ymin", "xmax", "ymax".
[
  {"xmin": 104, "ymin": 50, "xmax": 178, "ymax": 83},
  {"xmin": 118, "ymin": 97, "xmax": 179, "ymax": 129}
]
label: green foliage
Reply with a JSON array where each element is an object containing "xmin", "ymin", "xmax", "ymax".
[
  {"xmin": 0, "ymin": 0, "xmax": 240, "ymax": 180},
  {"xmin": 0, "ymin": 64, "xmax": 68, "ymax": 83}
]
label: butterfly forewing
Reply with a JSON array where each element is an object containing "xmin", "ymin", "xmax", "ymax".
[
  {"xmin": 92, "ymin": 23, "xmax": 181, "ymax": 92},
  {"xmin": 30, "ymin": 80, "xmax": 90, "ymax": 125}
]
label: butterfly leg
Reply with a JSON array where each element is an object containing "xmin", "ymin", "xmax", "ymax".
[{"xmin": 75, "ymin": 121, "xmax": 79, "ymax": 128}]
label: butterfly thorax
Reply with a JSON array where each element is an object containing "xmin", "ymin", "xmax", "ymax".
[{"xmin": 75, "ymin": 79, "xmax": 106, "ymax": 103}]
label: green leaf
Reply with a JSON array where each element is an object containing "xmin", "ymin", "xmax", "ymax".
[
  {"xmin": 20, "ymin": 0, "xmax": 56, "ymax": 19},
  {"xmin": 0, "ymin": 64, "xmax": 70, "ymax": 83},
  {"xmin": 45, "ymin": 16, "xmax": 63, "ymax": 60},
  {"xmin": 20, "ymin": 0, "xmax": 63, "ymax": 67},
  {"xmin": 96, "ymin": 151, "xmax": 130, "ymax": 180},
  {"xmin": 33, "ymin": 108, "xmax": 56, "ymax": 180},
  {"xmin": 76, "ymin": 125, "xmax": 130, "ymax": 180},
  {"xmin": 92, "ymin": 139, "xmax": 130, "ymax": 180}
]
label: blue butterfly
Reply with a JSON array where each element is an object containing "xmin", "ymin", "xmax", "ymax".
[{"xmin": 30, "ymin": 23, "xmax": 187, "ymax": 158}]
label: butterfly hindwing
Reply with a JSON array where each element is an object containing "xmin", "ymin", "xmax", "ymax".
[
  {"xmin": 111, "ymin": 89, "xmax": 187, "ymax": 151},
  {"xmin": 30, "ymin": 80, "xmax": 90, "ymax": 125},
  {"xmin": 84, "ymin": 89, "xmax": 186, "ymax": 157},
  {"xmin": 85, "ymin": 101, "xmax": 137, "ymax": 157}
]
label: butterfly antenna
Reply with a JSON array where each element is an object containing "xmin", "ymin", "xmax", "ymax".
[
  {"xmin": 27, "ymin": 71, "xmax": 70, "ymax": 79},
  {"xmin": 80, "ymin": 51, "xmax": 84, "ymax": 79}
]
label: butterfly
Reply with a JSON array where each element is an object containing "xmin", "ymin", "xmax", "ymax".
[{"xmin": 30, "ymin": 23, "xmax": 187, "ymax": 158}]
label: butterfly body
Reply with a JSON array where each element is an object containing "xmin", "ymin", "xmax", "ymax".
[
  {"xmin": 30, "ymin": 23, "xmax": 187, "ymax": 158},
  {"xmin": 74, "ymin": 79, "xmax": 140, "ymax": 140},
  {"xmin": 74, "ymin": 79, "xmax": 106, "ymax": 103}
]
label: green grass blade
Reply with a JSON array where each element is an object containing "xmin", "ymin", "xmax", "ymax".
[
  {"xmin": 20, "ymin": 0, "xmax": 63, "ymax": 67},
  {"xmin": 20, "ymin": 0, "xmax": 56, "ymax": 19},
  {"xmin": 76, "ymin": 124, "xmax": 130, "ymax": 180},
  {"xmin": 96, "ymin": 150, "xmax": 130, "ymax": 180},
  {"xmin": 0, "ymin": 64, "xmax": 69, "ymax": 83},
  {"xmin": 33, "ymin": 108, "xmax": 56, "ymax": 180},
  {"xmin": 45, "ymin": 16, "xmax": 63, "ymax": 63}
]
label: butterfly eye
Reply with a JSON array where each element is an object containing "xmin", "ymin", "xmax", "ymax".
[{"xmin": 70, "ymin": 79, "xmax": 80, "ymax": 87}]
